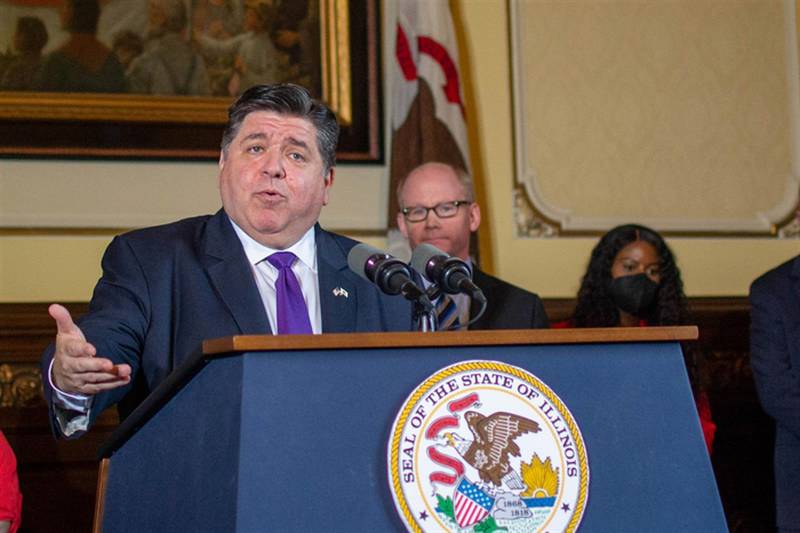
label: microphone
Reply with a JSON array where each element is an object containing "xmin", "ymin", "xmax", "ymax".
[
  {"xmin": 347, "ymin": 244, "xmax": 432, "ymax": 308},
  {"xmin": 410, "ymin": 243, "xmax": 487, "ymax": 305}
]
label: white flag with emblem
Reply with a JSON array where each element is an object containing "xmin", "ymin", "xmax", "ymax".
[{"xmin": 388, "ymin": 0, "xmax": 472, "ymax": 255}]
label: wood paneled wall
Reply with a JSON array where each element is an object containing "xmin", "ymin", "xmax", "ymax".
[
  {"xmin": 1, "ymin": 303, "xmax": 118, "ymax": 533},
  {"xmin": 0, "ymin": 299, "xmax": 771, "ymax": 532}
]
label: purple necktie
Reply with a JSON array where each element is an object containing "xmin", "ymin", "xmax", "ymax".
[{"xmin": 266, "ymin": 252, "xmax": 313, "ymax": 334}]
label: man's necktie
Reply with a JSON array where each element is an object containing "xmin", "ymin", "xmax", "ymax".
[
  {"xmin": 436, "ymin": 294, "xmax": 461, "ymax": 330},
  {"xmin": 266, "ymin": 252, "xmax": 313, "ymax": 334}
]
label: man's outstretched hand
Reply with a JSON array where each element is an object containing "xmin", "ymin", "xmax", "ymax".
[{"xmin": 48, "ymin": 304, "xmax": 132, "ymax": 395}]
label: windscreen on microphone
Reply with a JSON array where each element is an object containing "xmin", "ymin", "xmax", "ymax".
[
  {"xmin": 347, "ymin": 243, "xmax": 406, "ymax": 293},
  {"xmin": 410, "ymin": 243, "xmax": 470, "ymax": 294},
  {"xmin": 347, "ymin": 244, "xmax": 431, "ymax": 308},
  {"xmin": 347, "ymin": 243, "xmax": 386, "ymax": 281},
  {"xmin": 410, "ymin": 243, "xmax": 487, "ymax": 306},
  {"xmin": 409, "ymin": 243, "xmax": 442, "ymax": 278}
]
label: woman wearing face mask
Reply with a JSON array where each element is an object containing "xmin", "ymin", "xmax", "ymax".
[{"xmin": 555, "ymin": 224, "xmax": 716, "ymax": 452}]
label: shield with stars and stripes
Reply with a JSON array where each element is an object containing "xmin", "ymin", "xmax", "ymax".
[{"xmin": 453, "ymin": 477, "xmax": 495, "ymax": 528}]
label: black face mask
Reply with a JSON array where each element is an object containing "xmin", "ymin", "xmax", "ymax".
[{"xmin": 609, "ymin": 273, "xmax": 659, "ymax": 317}]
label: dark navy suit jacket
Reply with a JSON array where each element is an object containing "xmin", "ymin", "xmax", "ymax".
[
  {"xmin": 469, "ymin": 268, "xmax": 549, "ymax": 330},
  {"xmin": 41, "ymin": 210, "xmax": 412, "ymax": 432},
  {"xmin": 750, "ymin": 255, "xmax": 800, "ymax": 529}
]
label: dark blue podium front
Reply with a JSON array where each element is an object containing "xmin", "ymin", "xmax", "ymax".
[{"xmin": 98, "ymin": 328, "xmax": 726, "ymax": 532}]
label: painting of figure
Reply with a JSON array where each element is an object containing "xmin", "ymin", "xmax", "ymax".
[
  {"xmin": 0, "ymin": 0, "xmax": 321, "ymax": 97},
  {"xmin": 0, "ymin": 0, "xmax": 378, "ymax": 161},
  {"xmin": 0, "ymin": 16, "xmax": 48, "ymax": 90}
]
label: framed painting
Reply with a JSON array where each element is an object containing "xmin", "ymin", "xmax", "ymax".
[{"xmin": 0, "ymin": 0, "xmax": 381, "ymax": 161}]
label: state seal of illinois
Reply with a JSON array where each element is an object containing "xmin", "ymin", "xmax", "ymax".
[{"xmin": 387, "ymin": 360, "xmax": 589, "ymax": 532}]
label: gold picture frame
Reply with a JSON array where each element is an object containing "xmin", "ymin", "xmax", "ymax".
[{"xmin": 0, "ymin": 0, "xmax": 379, "ymax": 160}]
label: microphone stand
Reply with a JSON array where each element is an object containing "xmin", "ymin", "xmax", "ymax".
[{"xmin": 415, "ymin": 286, "xmax": 441, "ymax": 332}]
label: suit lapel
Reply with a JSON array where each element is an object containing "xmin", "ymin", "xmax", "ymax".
[
  {"xmin": 316, "ymin": 226, "xmax": 357, "ymax": 333},
  {"xmin": 202, "ymin": 210, "xmax": 270, "ymax": 334}
]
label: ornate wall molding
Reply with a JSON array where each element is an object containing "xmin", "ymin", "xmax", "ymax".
[
  {"xmin": 0, "ymin": 363, "xmax": 41, "ymax": 407},
  {"xmin": 510, "ymin": 0, "xmax": 800, "ymax": 237}
]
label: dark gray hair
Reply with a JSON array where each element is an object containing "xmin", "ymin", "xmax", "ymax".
[{"xmin": 222, "ymin": 83, "xmax": 339, "ymax": 174}]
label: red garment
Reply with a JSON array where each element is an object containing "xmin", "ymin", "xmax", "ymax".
[
  {"xmin": 0, "ymin": 431, "xmax": 22, "ymax": 533},
  {"xmin": 551, "ymin": 318, "xmax": 716, "ymax": 453},
  {"xmin": 694, "ymin": 391, "xmax": 717, "ymax": 453}
]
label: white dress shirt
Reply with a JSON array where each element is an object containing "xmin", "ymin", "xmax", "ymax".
[{"xmin": 230, "ymin": 221, "xmax": 322, "ymax": 334}]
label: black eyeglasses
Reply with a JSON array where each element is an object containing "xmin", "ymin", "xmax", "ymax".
[{"xmin": 401, "ymin": 200, "xmax": 471, "ymax": 222}]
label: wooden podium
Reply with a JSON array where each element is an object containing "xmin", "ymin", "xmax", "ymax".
[{"xmin": 93, "ymin": 327, "xmax": 726, "ymax": 532}]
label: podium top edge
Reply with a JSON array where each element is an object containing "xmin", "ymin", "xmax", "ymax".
[
  {"xmin": 99, "ymin": 325, "xmax": 698, "ymax": 460},
  {"xmin": 203, "ymin": 326, "xmax": 699, "ymax": 355}
]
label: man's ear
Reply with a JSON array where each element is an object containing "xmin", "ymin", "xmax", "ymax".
[
  {"xmin": 397, "ymin": 211, "xmax": 409, "ymax": 238},
  {"xmin": 469, "ymin": 202, "xmax": 481, "ymax": 232},
  {"xmin": 217, "ymin": 152, "xmax": 226, "ymax": 192},
  {"xmin": 321, "ymin": 168, "xmax": 335, "ymax": 205}
]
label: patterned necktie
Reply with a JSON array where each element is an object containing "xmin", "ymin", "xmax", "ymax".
[
  {"xmin": 266, "ymin": 252, "xmax": 313, "ymax": 334},
  {"xmin": 436, "ymin": 294, "xmax": 461, "ymax": 331}
]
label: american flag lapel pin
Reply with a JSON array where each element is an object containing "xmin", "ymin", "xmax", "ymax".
[{"xmin": 333, "ymin": 287, "xmax": 349, "ymax": 298}]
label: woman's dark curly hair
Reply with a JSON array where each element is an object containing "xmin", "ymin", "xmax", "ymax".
[
  {"xmin": 571, "ymin": 224, "xmax": 702, "ymax": 388},
  {"xmin": 572, "ymin": 224, "xmax": 690, "ymax": 328}
]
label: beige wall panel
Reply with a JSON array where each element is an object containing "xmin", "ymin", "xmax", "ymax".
[
  {"xmin": 0, "ymin": 236, "xmax": 110, "ymax": 301},
  {"xmin": 0, "ymin": 160, "xmax": 220, "ymax": 228},
  {"xmin": 0, "ymin": 160, "xmax": 388, "ymax": 230},
  {"xmin": 511, "ymin": 0, "xmax": 799, "ymax": 232}
]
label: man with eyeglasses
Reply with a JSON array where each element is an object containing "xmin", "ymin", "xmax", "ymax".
[{"xmin": 396, "ymin": 162, "xmax": 549, "ymax": 330}]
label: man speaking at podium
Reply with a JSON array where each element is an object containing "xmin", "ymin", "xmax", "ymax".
[
  {"xmin": 396, "ymin": 162, "xmax": 548, "ymax": 330},
  {"xmin": 41, "ymin": 84, "xmax": 411, "ymax": 438}
]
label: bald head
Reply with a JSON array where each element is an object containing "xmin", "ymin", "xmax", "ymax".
[
  {"xmin": 397, "ymin": 162, "xmax": 480, "ymax": 260},
  {"xmin": 397, "ymin": 162, "xmax": 474, "ymax": 206}
]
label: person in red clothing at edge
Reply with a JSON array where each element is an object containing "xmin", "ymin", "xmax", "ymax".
[
  {"xmin": 554, "ymin": 224, "xmax": 716, "ymax": 453},
  {"xmin": 0, "ymin": 431, "xmax": 22, "ymax": 533}
]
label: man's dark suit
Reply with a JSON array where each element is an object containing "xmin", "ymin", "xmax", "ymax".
[
  {"xmin": 750, "ymin": 255, "xmax": 800, "ymax": 530},
  {"xmin": 468, "ymin": 269, "xmax": 549, "ymax": 329},
  {"xmin": 42, "ymin": 210, "xmax": 411, "ymax": 432}
]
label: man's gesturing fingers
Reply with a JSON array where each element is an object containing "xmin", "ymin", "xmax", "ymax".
[
  {"xmin": 48, "ymin": 303, "xmax": 131, "ymax": 394},
  {"xmin": 53, "ymin": 355, "xmax": 133, "ymax": 395}
]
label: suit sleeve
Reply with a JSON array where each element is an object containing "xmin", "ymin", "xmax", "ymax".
[
  {"xmin": 41, "ymin": 235, "xmax": 151, "ymax": 436},
  {"xmin": 749, "ymin": 277, "xmax": 800, "ymax": 439}
]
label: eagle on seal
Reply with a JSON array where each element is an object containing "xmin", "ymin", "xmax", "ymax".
[{"xmin": 445, "ymin": 411, "xmax": 540, "ymax": 490}]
